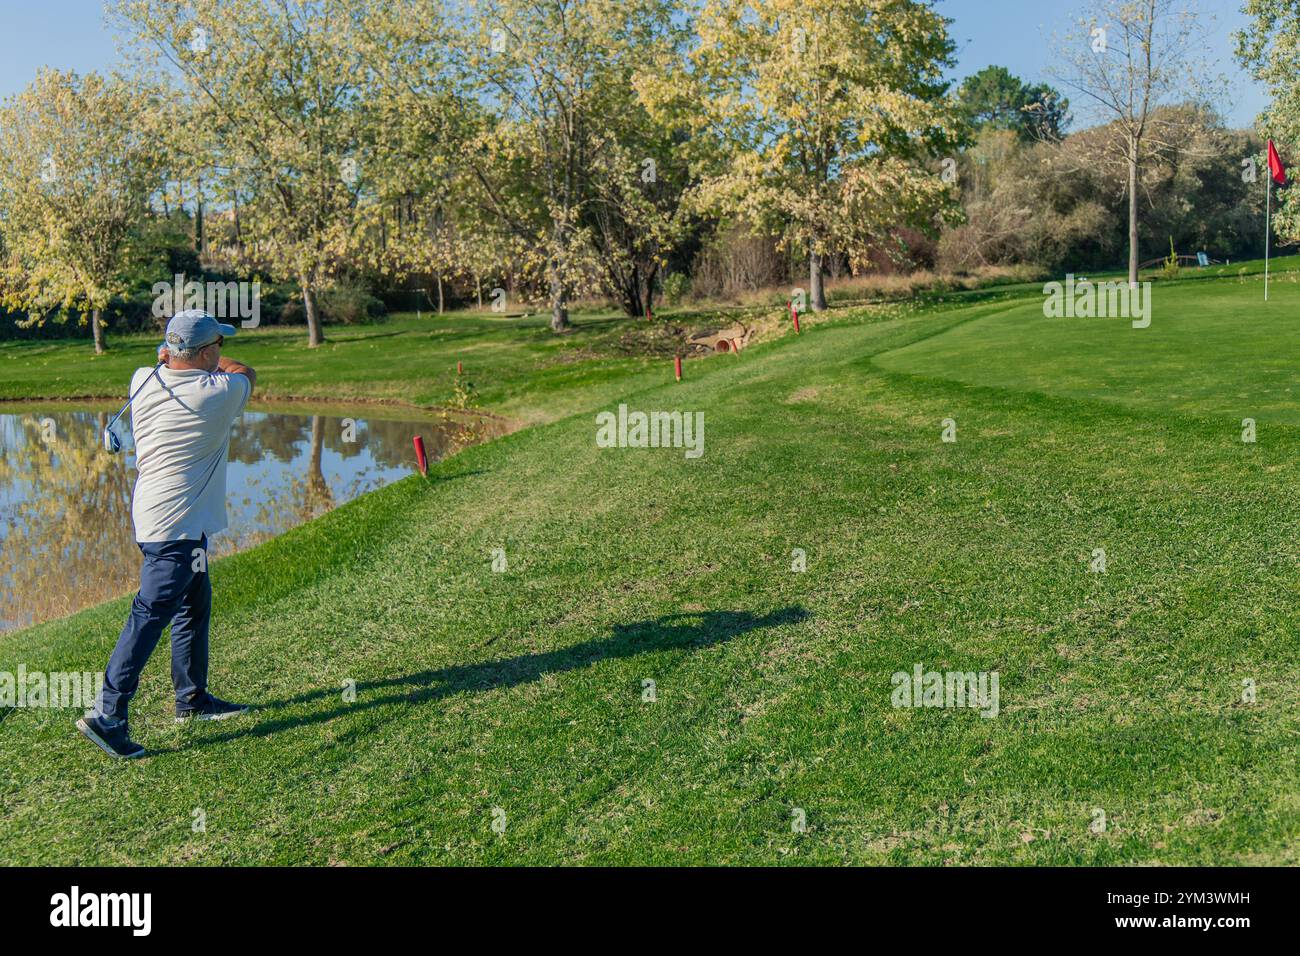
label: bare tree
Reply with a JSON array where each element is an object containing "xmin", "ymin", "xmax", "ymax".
[{"xmin": 1049, "ymin": 0, "xmax": 1220, "ymax": 285}]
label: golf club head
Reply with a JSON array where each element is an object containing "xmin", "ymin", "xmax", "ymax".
[{"xmin": 103, "ymin": 428, "xmax": 122, "ymax": 454}]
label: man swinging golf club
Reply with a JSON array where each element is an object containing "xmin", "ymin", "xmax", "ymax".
[{"xmin": 78, "ymin": 310, "xmax": 257, "ymax": 759}]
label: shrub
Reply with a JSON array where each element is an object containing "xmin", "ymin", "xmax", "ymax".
[
  {"xmin": 661, "ymin": 272, "xmax": 690, "ymax": 305},
  {"xmin": 280, "ymin": 281, "xmax": 386, "ymax": 325},
  {"xmin": 1162, "ymin": 237, "xmax": 1181, "ymax": 280}
]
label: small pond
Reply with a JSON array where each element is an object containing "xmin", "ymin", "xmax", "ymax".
[{"xmin": 0, "ymin": 402, "xmax": 480, "ymax": 632}]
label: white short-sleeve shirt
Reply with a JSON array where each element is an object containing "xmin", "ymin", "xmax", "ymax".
[{"xmin": 127, "ymin": 366, "xmax": 252, "ymax": 543}]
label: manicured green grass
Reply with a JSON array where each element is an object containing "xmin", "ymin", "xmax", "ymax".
[
  {"xmin": 1, "ymin": 264, "xmax": 1297, "ymax": 864},
  {"xmin": 0, "ymin": 304, "xmax": 762, "ymax": 426},
  {"xmin": 877, "ymin": 255, "xmax": 1300, "ymax": 424}
]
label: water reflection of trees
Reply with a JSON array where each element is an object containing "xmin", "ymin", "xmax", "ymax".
[
  {"xmin": 228, "ymin": 411, "xmax": 457, "ymax": 470},
  {"xmin": 228, "ymin": 413, "xmax": 311, "ymax": 465},
  {"xmin": 0, "ymin": 412, "xmax": 139, "ymax": 630},
  {"xmin": 1, "ymin": 408, "xmax": 464, "ymax": 632},
  {"xmin": 228, "ymin": 411, "xmax": 455, "ymax": 469}
]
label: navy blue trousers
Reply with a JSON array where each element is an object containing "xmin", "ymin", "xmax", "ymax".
[{"xmin": 97, "ymin": 536, "xmax": 211, "ymax": 721}]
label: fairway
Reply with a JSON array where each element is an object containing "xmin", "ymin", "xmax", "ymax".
[{"xmin": 2, "ymin": 268, "xmax": 1297, "ymax": 865}]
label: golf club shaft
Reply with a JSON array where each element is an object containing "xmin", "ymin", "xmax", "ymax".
[{"xmin": 106, "ymin": 362, "xmax": 164, "ymax": 430}]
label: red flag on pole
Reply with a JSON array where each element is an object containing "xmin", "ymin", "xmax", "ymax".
[
  {"xmin": 1267, "ymin": 140, "xmax": 1287, "ymax": 186},
  {"xmin": 1265, "ymin": 142, "xmax": 1285, "ymax": 301}
]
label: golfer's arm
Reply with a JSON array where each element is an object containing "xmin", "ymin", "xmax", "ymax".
[{"xmin": 217, "ymin": 356, "xmax": 256, "ymax": 392}]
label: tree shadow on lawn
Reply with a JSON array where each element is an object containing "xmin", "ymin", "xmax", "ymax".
[{"xmin": 165, "ymin": 605, "xmax": 810, "ymax": 754}]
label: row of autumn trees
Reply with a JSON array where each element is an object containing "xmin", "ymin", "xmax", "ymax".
[
  {"xmin": 1, "ymin": 0, "xmax": 1298, "ymax": 352},
  {"xmin": 0, "ymin": 0, "xmax": 963, "ymax": 350}
]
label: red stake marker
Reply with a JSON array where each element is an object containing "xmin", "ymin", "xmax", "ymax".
[
  {"xmin": 791, "ymin": 302, "xmax": 801, "ymax": 333},
  {"xmin": 646, "ymin": 304, "xmax": 653, "ymax": 321},
  {"xmin": 674, "ymin": 355, "xmax": 682, "ymax": 382},
  {"xmin": 456, "ymin": 360, "xmax": 463, "ymax": 376},
  {"xmin": 412, "ymin": 435, "xmax": 428, "ymax": 476}
]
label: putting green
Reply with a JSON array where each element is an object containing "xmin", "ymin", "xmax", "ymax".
[{"xmin": 875, "ymin": 261, "xmax": 1300, "ymax": 426}]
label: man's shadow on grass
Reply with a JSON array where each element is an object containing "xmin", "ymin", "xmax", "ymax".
[{"xmin": 171, "ymin": 606, "xmax": 810, "ymax": 753}]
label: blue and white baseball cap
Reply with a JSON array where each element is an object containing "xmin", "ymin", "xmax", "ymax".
[{"xmin": 161, "ymin": 309, "xmax": 237, "ymax": 352}]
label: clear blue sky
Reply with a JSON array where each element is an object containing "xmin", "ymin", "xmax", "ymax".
[
  {"xmin": 939, "ymin": 0, "xmax": 1267, "ymax": 130},
  {"xmin": 0, "ymin": 0, "xmax": 1270, "ymax": 130}
]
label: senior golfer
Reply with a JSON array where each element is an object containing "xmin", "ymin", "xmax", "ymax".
[{"xmin": 78, "ymin": 310, "xmax": 257, "ymax": 758}]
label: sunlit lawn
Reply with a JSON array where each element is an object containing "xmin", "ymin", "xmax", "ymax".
[{"xmin": 1, "ymin": 261, "xmax": 1297, "ymax": 864}]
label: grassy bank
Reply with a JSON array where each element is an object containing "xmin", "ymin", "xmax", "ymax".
[
  {"xmin": 1, "ymin": 261, "xmax": 1297, "ymax": 864},
  {"xmin": 0, "ymin": 305, "xmax": 769, "ymax": 427}
]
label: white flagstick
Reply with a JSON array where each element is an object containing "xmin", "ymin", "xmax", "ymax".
[{"xmin": 1265, "ymin": 174, "xmax": 1271, "ymax": 302}]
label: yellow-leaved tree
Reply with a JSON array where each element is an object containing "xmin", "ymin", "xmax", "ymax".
[
  {"xmin": 0, "ymin": 70, "xmax": 169, "ymax": 353},
  {"xmin": 650, "ymin": 0, "xmax": 963, "ymax": 311},
  {"xmin": 115, "ymin": 0, "xmax": 382, "ymax": 347},
  {"xmin": 364, "ymin": 0, "xmax": 687, "ymax": 330}
]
